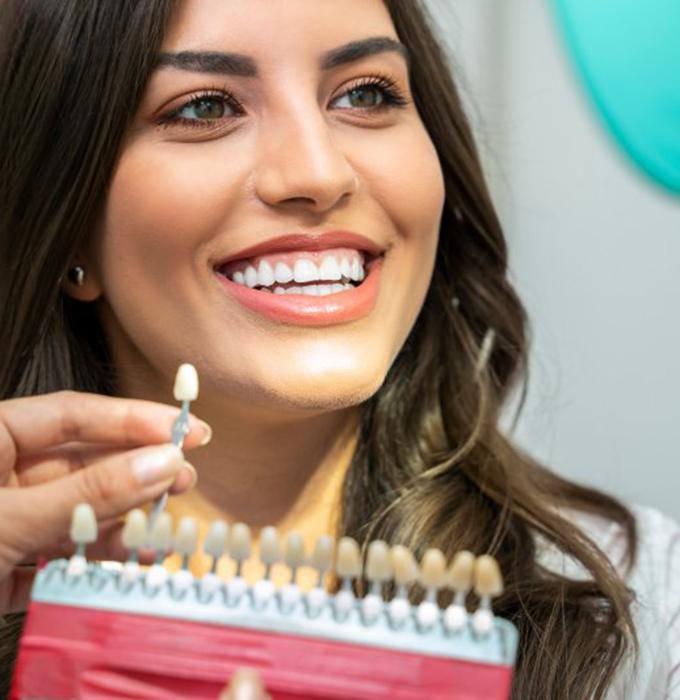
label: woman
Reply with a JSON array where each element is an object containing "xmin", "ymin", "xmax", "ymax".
[{"xmin": 0, "ymin": 1, "xmax": 678, "ymax": 697}]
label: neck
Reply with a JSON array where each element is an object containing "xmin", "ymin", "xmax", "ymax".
[{"xmin": 167, "ymin": 393, "xmax": 361, "ymax": 544}]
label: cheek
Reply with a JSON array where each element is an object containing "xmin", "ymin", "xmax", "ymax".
[
  {"xmin": 351, "ymin": 122, "xmax": 444, "ymax": 317},
  {"xmin": 95, "ymin": 145, "xmax": 234, "ymax": 282},
  {"xmin": 351, "ymin": 117, "xmax": 445, "ymax": 229}
]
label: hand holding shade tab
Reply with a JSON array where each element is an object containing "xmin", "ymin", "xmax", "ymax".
[{"xmin": 11, "ymin": 364, "xmax": 519, "ymax": 699}]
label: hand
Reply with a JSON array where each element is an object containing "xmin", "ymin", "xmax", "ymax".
[
  {"xmin": 219, "ymin": 668, "xmax": 270, "ymax": 700},
  {"xmin": 0, "ymin": 390, "xmax": 211, "ymax": 614}
]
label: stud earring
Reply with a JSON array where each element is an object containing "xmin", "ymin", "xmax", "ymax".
[{"xmin": 67, "ymin": 265, "xmax": 85, "ymax": 287}]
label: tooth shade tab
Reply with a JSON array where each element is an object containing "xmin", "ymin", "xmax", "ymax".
[
  {"xmin": 229, "ymin": 522, "xmax": 251, "ymax": 561},
  {"xmin": 174, "ymin": 517, "xmax": 199, "ymax": 556},
  {"xmin": 203, "ymin": 520, "xmax": 229, "ymax": 559},
  {"xmin": 448, "ymin": 551, "xmax": 475, "ymax": 593},
  {"xmin": 173, "ymin": 363, "xmax": 198, "ymax": 401},
  {"xmin": 335, "ymin": 537, "xmax": 361, "ymax": 579},
  {"xmin": 284, "ymin": 531, "xmax": 306, "ymax": 570},
  {"xmin": 309, "ymin": 535, "xmax": 335, "ymax": 573},
  {"xmin": 390, "ymin": 545, "xmax": 419, "ymax": 586},
  {"xmin": 260, "ymin": 526, "xmax": 282, "ymax": 566},
  {"xmin": 474, "ymin": 555, "xmax": 504, "ymax": 598},
  {"xmin": 122, "ymin": 509, "xmax": 148, "ymax": 550},
  {"xmin": 149, "ymin": 512, "xmax": 173, "ymax": 552},
  {"xmin": 420, "ymin": 548, "xmax": 447, "ymax": 589},
  {"xmin": 70, "ymin": 503, "xmax": 97, "ymax": 544},
  {"xmin": 365, "ymin": 540, "xmax": 392, "ymax": 582}
]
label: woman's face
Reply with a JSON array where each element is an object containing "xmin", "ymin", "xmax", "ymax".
[{"xmin": 88, "ymin": 0, "xmax": 445, "ymax": 416}]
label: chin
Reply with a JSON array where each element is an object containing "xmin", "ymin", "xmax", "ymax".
[{"xmin": 250, "ymin": 368, "xmax": 388, "ymax": 414}]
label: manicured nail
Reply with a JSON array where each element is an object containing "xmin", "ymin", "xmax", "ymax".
[
  {"xmin": 180, "ymin": 462, "xmax": 198, "ymax": 489},
  {"xmin": 132, "ymin": 444, "xmax": 184, "ymax": 485},
  {"xmin": 199, "ymin": 421, "xmax": 212, "ymax": 446},
  {"xmin": 227, "ymin": 669, "xmax": 265, "ymax": 700}
]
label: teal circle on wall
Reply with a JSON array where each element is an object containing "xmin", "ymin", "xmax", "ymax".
[{"xmin": 551, "ymin": 0, "xmax": 680, "ymax": 195}]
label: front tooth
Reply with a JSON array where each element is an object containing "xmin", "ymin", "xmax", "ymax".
[
  {"xmin": 232, "ymin": 270, "xmax": 245, "ymax": 285},
  {"xmin": 293, "ymin": 258, "xmax": 318, "ymax": 283},
  {"xmin": 302, "ymin": 284, "xmax": 319, "ymax": 296},
  {"xmin": 318, "ymin": 256, "xmax": 342, "ymax": 281},
  {"xmin": 257, "ymin": 260, "xmax": 275, "ymax": 287},
  {"xmin": 244, "ymin": 265, "xmax": 258, "ymax": 288},
  {"xmin": 273, "ymin": 286, "xmax": 285, "ymax": 295},
  {"xmin": 274, "ymin": 262, "xmax": 294, "ymax": 284},
  {"xmin": 331, "ymin": 283, "xmax": 344, "ymax": 293},
  {"xmin": 287, "ymin": 286, "xmax": 304, "ymax": 294},
  {"xmin": 317, "ymin": 284, "xmax": 332, "ymax": 295},
  {"xmin": 340, "ymin": 258, "xmax": 352, "ymax": 279}
]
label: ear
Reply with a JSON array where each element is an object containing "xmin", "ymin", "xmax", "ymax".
[{"xmin": 60, "ymin": 257, "xmax": 103, "ymax": 302}]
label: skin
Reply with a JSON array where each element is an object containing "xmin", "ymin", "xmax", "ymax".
[{"xmin": 67, "ymin": 0, "xmax": 445, "ymax": 571}]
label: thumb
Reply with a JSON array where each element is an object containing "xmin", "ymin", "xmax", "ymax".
[
  {"xmin": 219, "ymin": 668, "xmax": 269, "ymax": 700},
  {"xmin": 6, "ymin": 443, "xmax": 186, "ymax": 555}
]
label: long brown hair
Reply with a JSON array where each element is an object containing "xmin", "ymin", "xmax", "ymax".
[{"xmin": 0, "ymin": 1, "xmax": 637, "ymax": 697}]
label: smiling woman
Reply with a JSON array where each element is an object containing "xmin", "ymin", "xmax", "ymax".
[{"xmin": 0, "ymin": 0, "xmax": 675, "ymax": 698}]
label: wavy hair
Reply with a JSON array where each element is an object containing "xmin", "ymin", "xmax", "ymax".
[{"xmin": 0, "ymin": 1, "xmax": 637, "ymax": 697}]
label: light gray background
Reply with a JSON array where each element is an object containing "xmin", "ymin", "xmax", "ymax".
[{"xmin": 427, "ymin": 1, "xmax": 680, "ymax": 520}]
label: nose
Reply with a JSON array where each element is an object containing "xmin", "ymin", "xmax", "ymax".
[{"xmin": 253, "ymin": 105, "xmax": 358, "ymax": 213}]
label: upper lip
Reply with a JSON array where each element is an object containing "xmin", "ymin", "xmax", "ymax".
[{"xmin": 214, "ymin": 230, "xmax": 386, "ymax": 268}]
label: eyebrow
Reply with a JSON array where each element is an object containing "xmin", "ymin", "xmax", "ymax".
[{"xmin": 153, "ymin": 36, "xmax": 409, "ymax": 77}]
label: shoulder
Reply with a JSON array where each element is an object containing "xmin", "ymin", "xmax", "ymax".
[{"xmin": 538, "ymin": 504, "xmax": 680, "ymax": 699}]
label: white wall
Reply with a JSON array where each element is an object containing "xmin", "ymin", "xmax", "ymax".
[{"xmin": 426, "ymin": 1, "xmax": 680, "ymax": 519}]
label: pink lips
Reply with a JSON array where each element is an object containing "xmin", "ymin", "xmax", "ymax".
[{"xmin": 215, "ymin": 255, "xmax": 383, "ymax": 326}]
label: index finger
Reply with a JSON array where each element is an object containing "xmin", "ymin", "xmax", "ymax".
[{"xmin": 0, "ymin": 391, "xmax": 211, "ymax": 462}]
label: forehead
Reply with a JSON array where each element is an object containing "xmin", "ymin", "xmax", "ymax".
[{"xmin": 162, "ymin": 0, "xmax": 399, "ymax": 61}]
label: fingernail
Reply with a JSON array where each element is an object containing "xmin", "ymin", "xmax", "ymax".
[
  {"xmin": 132, "ymin": 444, "xmax": 184, "ymax": 485},
  {"xmin": 181, "ymin": 462, "xmax": 198, "ymax": 489},
  {"xmin": 199, "ymin": 421, "xmax": 212, "ymax": 446},
  {"xmin": 228, "ymin": 669, "xmax": 265, "ymax": 700}
]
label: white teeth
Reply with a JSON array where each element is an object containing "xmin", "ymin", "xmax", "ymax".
[
  {"xmin": 274, "ymin": 262, "xmax": 294, "ymax": 284},
  {"xmin": 293, "ymin": 258, "xmax": 318, "ymax": 283},
  {"xmin": 227, "ymin": 253, "xmax": 368, "ymax": 290},
  {"xmin": 318, "ymin": 255, "xmax": 342, "ymax": 281},
  {"xmin": 257, "ymin": 260, "xmax": 275, "ymax": 287},
  {"xmin": 340, "ymin": 258, "xmax": 352, "ymax": 279},
  {"xmin": 270, "ymin": 283, "xmax": 354, "ymax": 296},
  {"xmin": 244, "ymin": 265, "xmax": 258, "ymax": 288},
  {"xmin": 350, "ymin": 257, "xmax": 363, "ymax": 282},
  {"xmin": 302, "ymin": 285, "xmax": 319, "ymax": 296}
]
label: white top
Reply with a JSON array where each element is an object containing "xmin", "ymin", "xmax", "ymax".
[{"xmin": 538, "ymin": 504, "xmax": 680, "ymax": 698}]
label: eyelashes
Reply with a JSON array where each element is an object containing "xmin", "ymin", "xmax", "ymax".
[{"xmin": 154, "ymin": 73, "xmax": 410, "ymax": 130}]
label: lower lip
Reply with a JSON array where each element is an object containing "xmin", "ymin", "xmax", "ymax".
[{"xmin": 215, "ymin": 256, "xmax": 383, "ymax": 326}]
